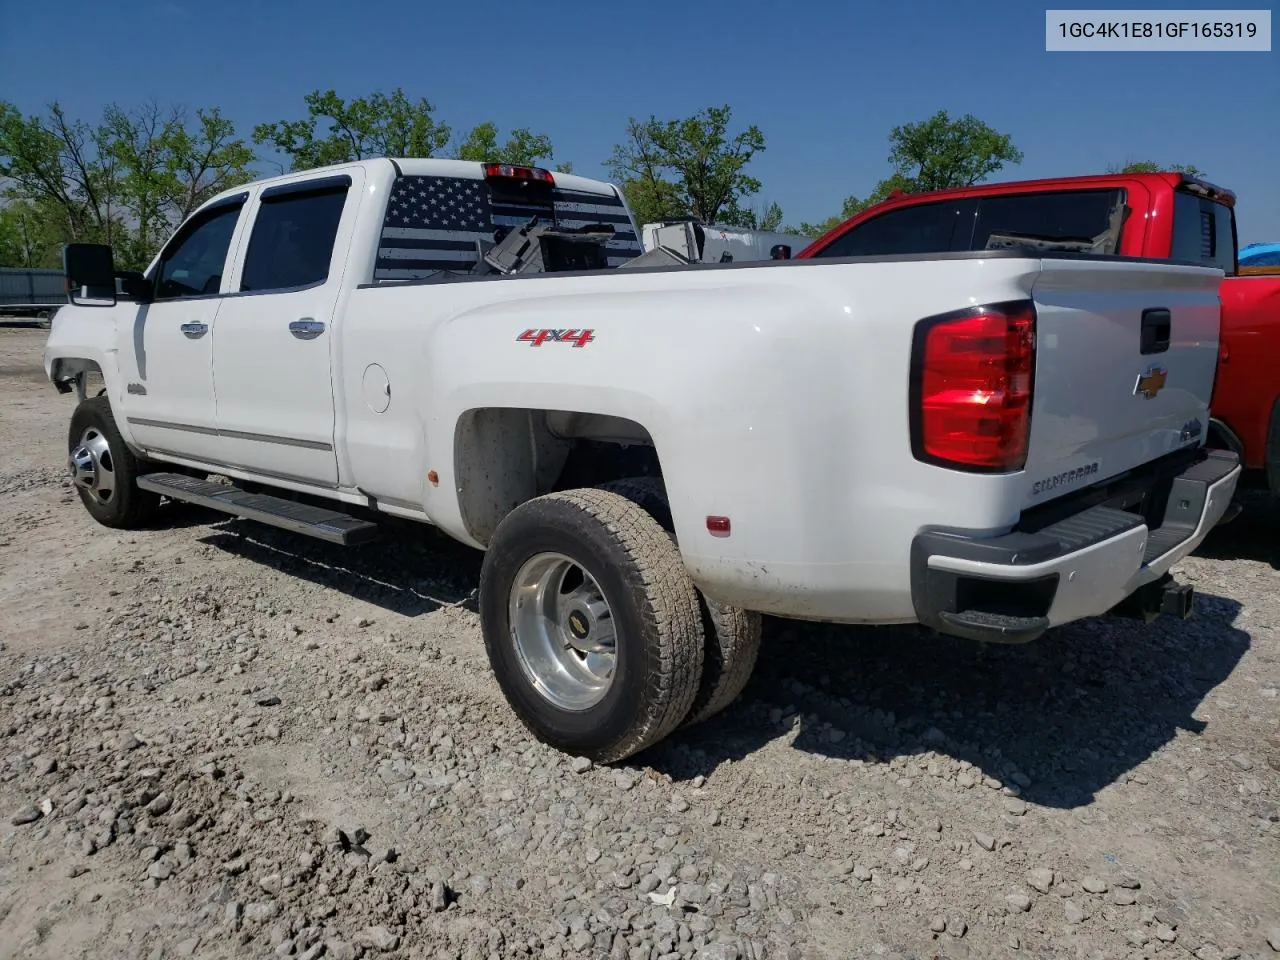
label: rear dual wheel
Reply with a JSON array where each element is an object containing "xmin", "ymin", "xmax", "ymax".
[
  {"xmin": 480, "ymin": 489, "xmax": 704, "ymax": 762},
  {"xmin": 598, "ymin": 477, "xmax": 762, "ymax": 727},
  {"xmin": 478, "ymin": 481, "xmax": 762, "ymax": 763}
]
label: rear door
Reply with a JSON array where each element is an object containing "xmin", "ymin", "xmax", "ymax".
[{"xmin": 211, "ymin": 172, "xmax": 362, "ymax": 487}]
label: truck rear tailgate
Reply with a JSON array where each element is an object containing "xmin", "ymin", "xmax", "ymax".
[{"xmin": 1021, "ymin": 258, "xmax": 1222, "ymax": 506}]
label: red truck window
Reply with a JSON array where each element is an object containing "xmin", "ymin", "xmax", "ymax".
[
  {"xmin": 812, "ymin": 188, "xmax": 1127, "ymax": 260},
  {"xmin": 1171, "ymin": 191, "xmax": 1236, "ymax": 274},
  {"xmin": 811, "ymin": 200, "xmax": 970, "ymax": 258},
  {"xmin": 966, "ymin": 189, "xmax": 1126, "ymax": 254}
]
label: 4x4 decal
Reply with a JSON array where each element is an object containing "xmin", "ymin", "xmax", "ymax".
[{"xmin": 517, "ymin": 329, "xmax": 595, "ymax": 348}]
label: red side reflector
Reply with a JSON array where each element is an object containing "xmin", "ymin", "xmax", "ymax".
[
  {"xmin": 483, "ymin": 163, "xmax": 555, "ymax": 185},
  {"xmin": 910, "ymin": 300, "xmax": 1036, "ymax": 472},
  {"xmin": 706, "ymin": 516, "xmax": 731, "ymax": 536}
]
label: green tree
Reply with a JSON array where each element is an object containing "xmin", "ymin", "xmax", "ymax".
[
  {"xmin": 791, "ymin": 111, "xmax": 1021, "ymax": 236},
  {"xmin": 1108, "ymin": 160, "xmax": 1204, "ymax": 177},
  {"xmin": 886, "ymin": 110, "xmax": 1023, "ymax": 192},
  {"xmin": 104, "ymin": 103, "xmax": 254, "ymax": 267},
  {"xmin": 719, "ymin": 200, "xmax": 785, "ymax": 231},
  {"xmin": 253, "ymin": 88, "xmax": 451, "ymax": 172},
  {"xmin": 606, "ymin": 106, "xmax": 766, "ymax": 225},
  {"xmin": 0, "ymin": 200, "xmax": 63, "ymax": 267},
  {"xmin": 0, "ymin": 100, "xmax": 127, "ymax": 250},
  {"xmin": 0, "ymin": 99, "xmax": 254, "ymax": 269},
  {"xmin": 455, "ymin": 121, "xmax": 555, "ymax": 166}
]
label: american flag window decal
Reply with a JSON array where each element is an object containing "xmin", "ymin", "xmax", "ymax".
[{"xmin": 373, "ymin": 176, "xmax": 642, "ymax": 281}]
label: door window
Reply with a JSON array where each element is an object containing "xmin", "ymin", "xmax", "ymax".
[
  {"xmin": 809, "ymin": 201, "xmax": 967, "ymax": 258},
  {"xmin": 240, "ymin": 185, "xmax": 349, "ymax": 292},
  {"xmin": 153, "ymin": 200, "xmax": 244, "ymax": 300}
]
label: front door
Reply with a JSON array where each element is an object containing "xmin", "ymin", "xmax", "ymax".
[
  {"xmin": 119, "ymin": 195, "xmax": 247, "ymax": 464},
  {"xmin": 211, "ymin": 174, "xmax": 358, "ymax": 487}
]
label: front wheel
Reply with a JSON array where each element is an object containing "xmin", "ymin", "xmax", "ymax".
[
  {"xmin": 479, "ymin": 488, "xmax": 705, "ymax": 762},
  {"xmin": 67, "ymin": 396, "xmax": 161, "ymax": 529}
]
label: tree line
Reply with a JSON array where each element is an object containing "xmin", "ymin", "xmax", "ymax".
[{"xmin": 0, "ymin": 90, "xmax": 1202, "ymax": 269}]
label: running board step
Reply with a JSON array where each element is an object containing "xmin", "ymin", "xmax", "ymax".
[{"xmin": 137, "ymin": 473, "xmax": 379, "ymax": 545}]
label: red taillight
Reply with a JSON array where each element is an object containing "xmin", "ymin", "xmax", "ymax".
[
  {"xmin": 483, "ymin": 163, "xmax": 555, "ymax": 185},
  {"xmin": 910, "ymin": 300, "xmax": 1036, "ymax": 472}
]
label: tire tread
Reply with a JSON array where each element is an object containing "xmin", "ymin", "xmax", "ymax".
[{"xmin": 597, "ymin": 477, "xmax": 763, "ymax": 727}]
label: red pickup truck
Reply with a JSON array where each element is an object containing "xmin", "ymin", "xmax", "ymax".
[{"xmin": 799, "ymin": 172, "xmax": 1280, "ymax": 490}]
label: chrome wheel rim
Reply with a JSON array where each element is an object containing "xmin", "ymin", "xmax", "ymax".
[
  {"xmin": 68, "ymin": 426, "xmax": 116, "ymax": 504},
  {"xmin": 509, "ymin": 552, "xmax": 617, "ymax": 711}
]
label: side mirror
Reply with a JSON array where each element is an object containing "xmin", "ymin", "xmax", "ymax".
[
  {"xmin": 770, "ymin": 244, "xmax": 792, "ymax": 261},
  {"xmin": 63, "ymin": 243, "xmax": 117, "ymax": 306},
  {"xmin": 117, "ymin": 270, "xmax": 153, "ymax": 303}
]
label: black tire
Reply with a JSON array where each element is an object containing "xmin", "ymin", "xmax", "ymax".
[
  {"xmin": 688, "ymin": 602, "xmax": 763, "ymax": 725},
  {"xmin": 479, "ymin": 488, "xmax": 705, "ymax": 762},
  {"xmin": 67, "ymin": 396, "xmax": 161, "ymax": 529},
  {"xmin": 598, "ymin": 477, "xmax": 763, "ymax": 726}
]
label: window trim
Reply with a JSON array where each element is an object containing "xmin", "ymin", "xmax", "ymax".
[
  {"xmin": 237, "ymin": 181, "xmax": 352, "ymax": 295},
  {"xmin": 260, "ymin": 174, "xmax": 353, "ymax": 201},
  {"xmin": 201, "ymin": 190, "xmax": 250, "ymax": 214},
  {"xmin": 150, "ymin": 195, "xmax": 248, "ymax": 301}
]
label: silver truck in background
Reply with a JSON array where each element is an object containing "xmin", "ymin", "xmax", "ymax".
[
  {"xmin": 0, "ymin": 267, "xmax": 66, "ymax": 327},
  {"xmin": 640, "ymin": 220, "xmax": 813, "ymax": 264}
]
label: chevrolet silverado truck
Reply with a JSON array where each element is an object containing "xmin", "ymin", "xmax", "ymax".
[
  {"xmin": 800, "ymin": 171, "xmax": 1280, "ymax": 491},
  {"xmin": 45, "ymin": 158, "xmax": 1240, "ymax": 762}
]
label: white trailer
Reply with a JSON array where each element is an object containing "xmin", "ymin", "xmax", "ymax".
[{"xmin": 641, "ymin": 220, "xmax": 813, "ymax": 263}]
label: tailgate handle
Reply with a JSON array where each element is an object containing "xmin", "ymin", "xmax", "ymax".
[{"xmin": 1140, "ymin": 308, "xmax": 1171, "ymax": 355}]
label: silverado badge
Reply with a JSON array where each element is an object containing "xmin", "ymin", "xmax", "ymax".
[{"xmin": 1134, "ymin": 366, "xmax": 1168, "ymax": 399}]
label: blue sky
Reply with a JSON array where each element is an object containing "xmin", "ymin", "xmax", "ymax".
[{"xmin": 2, "ymin": 0, "xmax": 1276, "ymax": 242}]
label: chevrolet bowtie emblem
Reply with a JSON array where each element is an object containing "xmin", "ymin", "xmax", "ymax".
[{"xmin": 1134, "ymin": 366, "xmax": 1168, "ymax": 399}]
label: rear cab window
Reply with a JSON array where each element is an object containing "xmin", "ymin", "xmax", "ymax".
[
  {"xmin": 965, "ymin": 189, "xmax": 1127, "ymax": 254},
  {"xmin": 1171, "ymin": 190, "xmax": 1237, "ymax": 274},
  {"xmin": 373, "ymin": 173, "xmax": 643, "ymax": 282}
]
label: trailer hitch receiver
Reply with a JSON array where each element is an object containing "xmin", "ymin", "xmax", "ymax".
[{"xmin": 1110, "ymin": 574, "xmax": 1195, "ymax": 623}]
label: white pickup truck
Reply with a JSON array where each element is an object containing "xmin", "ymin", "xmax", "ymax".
[{"xmin": 45, "ymin": 158, "xmax": 1241, "ymax": 762}]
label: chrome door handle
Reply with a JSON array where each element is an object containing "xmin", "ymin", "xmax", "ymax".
[
  {"xmin": 180, "ymin": 322, "xmax": 208, "ymax": 339},
  {"xmin": 289, "ymin": 318, "xmax": 326, "ymax": 340}
]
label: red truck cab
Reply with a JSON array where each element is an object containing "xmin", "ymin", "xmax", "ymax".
[{"xmin": 799, "ymin": 172, "xmax": 1280, "ymax": 489}]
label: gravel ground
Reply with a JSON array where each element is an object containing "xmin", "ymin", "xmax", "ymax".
[{"xmin": 1, "ymin": 325, "xmax": 1278, "ymax": 960}]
